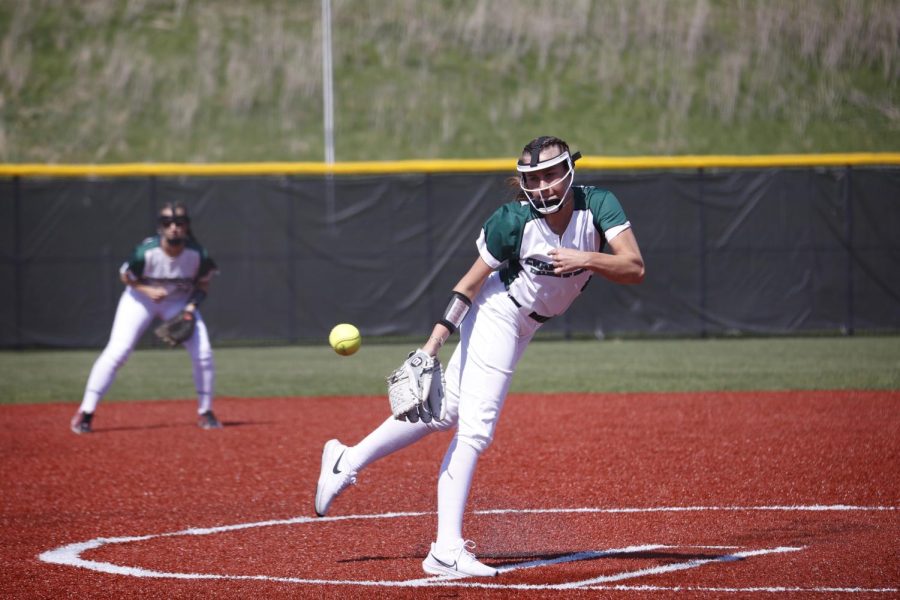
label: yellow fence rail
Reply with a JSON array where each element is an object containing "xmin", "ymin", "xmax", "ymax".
[{"xmin": 1, "ymin": 153, "xmax": 899, "ymax": 177}]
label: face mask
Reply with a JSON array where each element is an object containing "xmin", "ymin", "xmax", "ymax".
[{"xmin": 516, "ymin": 151, "xmax": 578, "ymax": 215}]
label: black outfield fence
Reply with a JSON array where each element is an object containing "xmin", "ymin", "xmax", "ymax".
[{"xmin": 2, "ymin": 155, "xmax": 898, "ymax": 348}]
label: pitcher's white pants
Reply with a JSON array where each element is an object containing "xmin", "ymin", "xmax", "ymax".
[
  {"xmin": 343, "ymin": 272, "xmax": 540, "ymax": 546},
  {"xmin": 80, "ymin": 287, "xmax": 215, "ymax": 414}
]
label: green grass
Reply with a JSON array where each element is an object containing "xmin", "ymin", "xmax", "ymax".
[{"xmin": 1, "ymin": 337, "xmax": 897, "ymax": 405}]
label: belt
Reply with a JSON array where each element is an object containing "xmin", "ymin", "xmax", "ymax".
[{"xmin": 508, "ymin": 294, "xmax": 551, "ymax": 323}]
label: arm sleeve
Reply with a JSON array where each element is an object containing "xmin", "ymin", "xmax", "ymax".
[
  {"xmin": 589, "ymin": 189, "xmax": 631, "ymax": 246},
  {"xmin": 476, "ymin": 230, "xmax": 502, "ymax": 269},
  {"xmin": 475, "ymin": 203, "xmax": 524, "ymax": 269},
  {"xmin": 186, "ymin": 239, "xmax": 218, "ymax": 282},
  {"xmin": 197, "ymin": 250, "xmax": 218, "ymax": 282},
  {"xmin": 121, "ymin": 244, "xmax": 146, "ymax": 279}
]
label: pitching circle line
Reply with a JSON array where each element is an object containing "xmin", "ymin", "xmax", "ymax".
[{"xmin": 38, "ymin": 504, "xmax": 898, "ymax": 592}]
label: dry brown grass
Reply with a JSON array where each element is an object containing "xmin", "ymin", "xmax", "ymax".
[{"xmin": 0, "ymin": 0, "xmax": 896, "ymax": 161}]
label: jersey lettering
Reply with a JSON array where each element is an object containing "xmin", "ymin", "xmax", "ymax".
[
  {"xmin": 476, "ymin": 186, "xmax": 630, "ymax": 317},
  {"xmin": 524, "ymin": 257, "xmax": 585, "ymax": 278}
]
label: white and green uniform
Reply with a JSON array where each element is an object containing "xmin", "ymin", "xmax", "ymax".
[
  {"xmin": 479, "ymin": 185, "xmax": 630, "ymax": 320},
  {"xmin": 79, "ymin": 235, "xmax": 217, "ymax": 416},
  {"xmin": 440, "ymin": 185, "xmax": 630, "ymax": 449},
  {"xmin": 338, "ymin": 184, "xmax": 631, "ymax": 551},
  {"xmin": 334, "ymin": 184, "xmax": 632, "ymax": 555},
  {"xmin": 123, "ymin": 236, "xmax": 217, "ymax": 300}
]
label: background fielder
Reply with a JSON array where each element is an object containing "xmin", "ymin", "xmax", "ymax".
[
  {"xmin": 314, "ymin": 136, "xmax": 646, "ymax": 578},
  {"xmin": 70, "ymin": 202, "xmax": 220, "ymax": 434}
]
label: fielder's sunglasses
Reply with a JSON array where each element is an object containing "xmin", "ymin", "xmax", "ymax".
[{"xmin": 158, "ymin": 215, "xmax": 190, "ymax": 227}]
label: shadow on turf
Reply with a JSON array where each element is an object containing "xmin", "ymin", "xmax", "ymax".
[
  {"xmin": 337, "ymin": 549, "xmax": 730, "ymax": 564},
  {"xmin": 497, "ymin": 549, "xmax": 732, "ymax": 562}
]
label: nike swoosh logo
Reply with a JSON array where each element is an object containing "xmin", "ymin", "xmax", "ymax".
[
  {"xmin": 430, "ymin": 553, "xmax": 457, "ymax": 570},
  {"xmin": 332, "ymin": 449, "xmax": 346, "ymax": 475}
]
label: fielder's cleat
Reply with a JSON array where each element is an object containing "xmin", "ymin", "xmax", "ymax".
[
  {"xmin": 315, "ymin": 439, "xmax": 356, "ymax": 517},
  {"xmin": 197, "ymin": 410, "xmax": 222, "ymax": 430},
  {"xmin": 70, "ymin": 411, "xmax": 94, "ymax": 434},
  {"xmin": 422, "ymin": 540, "xmax": 499, "ymax": 578}
]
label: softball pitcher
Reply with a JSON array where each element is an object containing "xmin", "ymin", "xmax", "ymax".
[
  {"xmin": 70, "ymin": 202, "xmax": 220, "ymax": 434},
  {"xmin": 315, "ymin": 136, "xmax": 645, "ymax": 578}
]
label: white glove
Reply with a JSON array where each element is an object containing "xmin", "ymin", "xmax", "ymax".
[{"xmin": 387, "ymin": 349, "xmax": 444, "ymax": 423}]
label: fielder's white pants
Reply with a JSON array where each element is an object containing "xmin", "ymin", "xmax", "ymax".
[{"xmin": 80, "ymin": 287, "xmax": 215, "ymax": 415}]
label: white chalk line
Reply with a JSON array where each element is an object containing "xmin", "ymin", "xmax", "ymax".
[
  {"xmin": 38, "ymin": 504, "xmax": 899, "ymax": 593},
  {"xmin": 38, "ymin": 542, "xmax": 803, "ymax": 590}
]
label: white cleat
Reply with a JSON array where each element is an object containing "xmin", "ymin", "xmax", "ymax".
[
  {"xmin": 422, "ymin": 540, "xmax": 499, "ymax": 578},
  {"xmin": 314, "ymin": 439, "xmax": 356, "ymax": 517}
]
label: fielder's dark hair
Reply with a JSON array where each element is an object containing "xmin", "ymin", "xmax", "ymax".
[{"xmin": 159, "ymin": 201, "xmax": 189, "ymax": 218}]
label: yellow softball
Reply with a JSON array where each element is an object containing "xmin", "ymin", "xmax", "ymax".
[{"xmin": 329, "ymin": 323, "xmax": 361, "ymax": 356}]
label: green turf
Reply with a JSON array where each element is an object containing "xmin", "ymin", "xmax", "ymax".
[{"xmin": 1, "ymin": 337, "xmax": 897, "ymax": 405}]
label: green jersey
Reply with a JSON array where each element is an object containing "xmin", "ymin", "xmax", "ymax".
[
  {"xmin": 476, "ymin": 186, "xmax": 630, "ymax": 317},
  {"xmin": 120, "ymin": 235, "xmax": 217, "ymax": 299}
]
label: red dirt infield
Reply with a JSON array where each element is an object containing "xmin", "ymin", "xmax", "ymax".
[{"xmin": 2, "ymin": 390, "xmax": 898, "ymax": 599}]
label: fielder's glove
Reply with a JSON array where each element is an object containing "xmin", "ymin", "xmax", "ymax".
[
  {"xmin": 154, "ymin": 310, "xmax": 196, "ymax": 347},
  {"xmin": 387, "ymin": 349, "xmax": 445, "ymax": 423}
]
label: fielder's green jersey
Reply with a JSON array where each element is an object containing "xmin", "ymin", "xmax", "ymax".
[
  {"xmin": 476, "ymin": 186, "xmax": 630, "ymax": 317},
  {"xmin": 121, "ymin": 235, "xmax": 217, "ymax": 298}
]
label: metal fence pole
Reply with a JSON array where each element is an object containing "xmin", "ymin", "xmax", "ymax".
[{"xmin": 322, "ymin": 0, "xmax": 336, "ymax": 232}]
